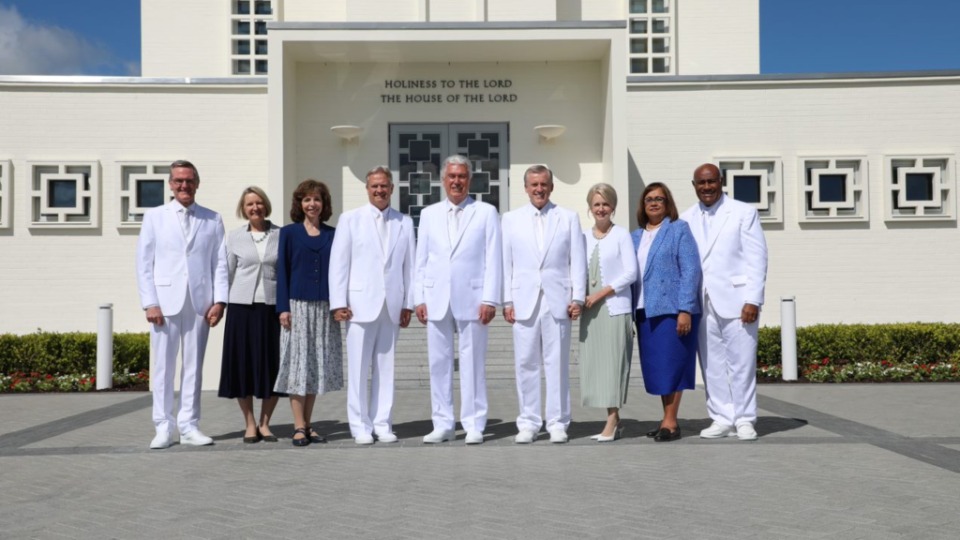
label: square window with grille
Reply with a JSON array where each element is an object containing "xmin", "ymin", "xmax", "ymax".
[
  {"xmin": 120, "ymin": 163, "xmax": 172, "ymax": 226},
  {"xmin": 29, "ymin": 162, "xmax": 100, "ymax": 227},
  {"xmin": 799, "ymin": 157, "xmax": 868, "ymax": 222},
  {"xmin": 718, "ymin": 158, "xmax": 783, "ymax": 223},
  {"xmin": 884, "ymin": 156, "xmax": 954, "ymax": 220}
]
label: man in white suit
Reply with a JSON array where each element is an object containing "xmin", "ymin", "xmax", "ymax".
[
  {"xmin": 502, "ymin": 165, "xmax": 586, "ymax": 444},
  {"xmin": 414, "ymin": 155, "xmax": 502, "ymax": 445},
  {"xmin": 680, "ymin": 163, "xmax": 768, "ymax": 441},
  {"xmin": 136, "ymin": 160, "xmax": 229, "ymax": 449},
  {"xmin": 329, "ymin": 166, "xmax": 416, "ymax": 445}
]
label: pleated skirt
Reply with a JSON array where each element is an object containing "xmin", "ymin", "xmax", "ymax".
[
  {"xmin": 218, "ymin": 302, "xmax": 285, "ymax": 399},
  {"xmin": 578, "ymin": 309, "xmax": 633, "ymax": 408}
]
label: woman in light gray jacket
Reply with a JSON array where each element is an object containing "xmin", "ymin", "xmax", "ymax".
[{"xmin": 218, "ymin": 186, "xmax": 284, "ymax": 443}]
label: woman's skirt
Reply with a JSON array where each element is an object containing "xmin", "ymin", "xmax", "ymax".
[
  {"xmin": 579, "ymin": 309, "xmax": 633, "ymax": 408},
  {"xmin": 274, "ymin": 299, "xmax": 343, "ymax": 396},
  {"xmin": 218, "ymin": 302, "xmax": 285, "ymax": 399},
  {"xmin": 636, "ymin": 309, "xmax": 700, "ymax": 395}
]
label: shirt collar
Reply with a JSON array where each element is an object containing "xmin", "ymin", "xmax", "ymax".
[
  {"xmin": 368, "ymin": 204, "xmax": 389, "ymax": 218},
  {"xmin": 699, "ymin": 194, "xmax": 724, "ymax": 216},
  {"xmin": 532, "ymin": 201, "xmax": 554, "ymax": 216},
  {"xmin": 447, "ymin": 197, "xmax": 470, "ymax": 211}
]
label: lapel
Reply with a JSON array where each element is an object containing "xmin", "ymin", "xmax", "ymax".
[
  {"xmin": 186, "ymin": 207, "xmax": 201, "ymax": 247},
  {"xmin": 264, "ymin": 223, "xmax": 279, "ymax": 261},
  {"xmin": 644, "ymin": 218, "xmax": 670, "ymax": 275},
  {"xmin": 701, "ymin": 197, "xmax": 730, "ymax": 260},
  {"xmin": 450, "ymin": 198, "xmax": 476, "ymax": 255},
  {"xmin": 537, "ymin": 203, "xmax": 559, "ymax": 268},
  {"xmin": 384, "ymin": 207, "xmax": 401, "ymax": 262},
  {"xmin": 166, "ymin": 201, "xmax": 188, "ymax": 249}
]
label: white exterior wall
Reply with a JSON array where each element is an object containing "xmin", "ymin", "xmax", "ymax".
[
  {"xmin": 428, "ymin": 0, "xmax": 482, "ymax": 22},
  {"xmin": 290, "ymin": 61, "xmax": 606, "ymax": 224},
  {"xmin": 676, "ymin": 0, "xmax": 759, "ymax": 75},
  {"xmin": 284, "ymin": 0, "xmax": 348, "ymax": 21},
  {"xmin": 346, "ymin": 0, "xmax": 423, "ymax": 22},
  {"xmin": 579, "ymin": 0, "xmax": 625, "ymax": 20},
  {"xmin": 141, "ymin": 0, "xmax": 233, "ymax": 77},
  {"xmin": 626, "ymin": 77, "xmax": 960, "ymax": 325},
  {"xmin": 0, "ymin": 83, "xmax": 268, "ymax": 332},
  {"xmin": 486, "ymin": 0, "xmax": 556, "ymax": 21}
]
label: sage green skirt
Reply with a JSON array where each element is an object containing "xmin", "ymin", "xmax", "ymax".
[{"xmin": 578, "ymin": 245, "xmax": 633, "ymax": 408}]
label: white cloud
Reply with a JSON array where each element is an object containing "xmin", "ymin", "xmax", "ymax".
[{"xmin": 0, "ymin": 4, "xmax": 129, "ymax": 75}]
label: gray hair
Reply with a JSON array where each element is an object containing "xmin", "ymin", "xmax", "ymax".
[
  {"xmin": 523, "ymin": 164, "xmax": 553, "ymax": 186},
  {"xmin": 586, "ymin": 182, "xmax": 618, "ymax": 210},
  {"xmin": 442, "ymin": 155, "xmax": 473, "ymax": 180},
  {"xmin": 169, "ymin": 159, "xmax": 199, "ymax": 182},
  {"xmin": 366, "ymin": 165, "xmax": 393, "ymax": 184}
]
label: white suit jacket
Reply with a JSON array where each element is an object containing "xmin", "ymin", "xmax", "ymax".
[
  {"xmin": 226, "ymin": 223, "xmax": 279, "ymax": 305},
  {"xmin": 414, "ymin": 197, "xmax": 502, "ymax": 321},
  {"xmin": 136, "ymin": 200, "xmax": 229, "ymax": 317},
  {"xmin": 502, "ymin": 202, "xmax": 587, "ymax": 321},
  {"xmin": 680, "ymin": 195, "xmax": 768, "ymax": 319},
  {"xmin": 328, "ymin": 204, "xmax": 416, "ymax": 324}
]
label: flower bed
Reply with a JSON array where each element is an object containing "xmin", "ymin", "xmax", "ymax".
[{"xmin": 0, "ymin": 370, "xmax": 150, "ymax": 393}]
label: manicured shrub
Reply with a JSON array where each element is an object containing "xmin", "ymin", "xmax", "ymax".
[{"xmin": 0, "ymin": 331, "xmax": 149, "ymax": 375}]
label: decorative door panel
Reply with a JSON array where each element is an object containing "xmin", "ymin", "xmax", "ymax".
[{"xmin": 390, "ymin": 123, "xmax": 509, "ymax": 231}]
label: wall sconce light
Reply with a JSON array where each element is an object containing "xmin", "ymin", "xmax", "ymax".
[
  {"xmin": 331, "ymin": 125, "xmax": 363, "ymax": 144},
  {"xmin": 534, "ymin": 124, "xmax": 566, "ymax": 143}
]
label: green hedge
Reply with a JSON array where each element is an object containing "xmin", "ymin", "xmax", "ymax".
[
  {"xmin": 0, "ymin": 332, "xmax": 149, "ymax": 375},
  {"xmin": 757, "ymin": 323, "xmax": 960, "ymax": 367}
]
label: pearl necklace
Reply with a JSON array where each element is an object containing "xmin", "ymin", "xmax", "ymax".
[
  {"xmin": 250, "ymin": 229, "xmax": 270, "ymax": 244},
  {"xmin": 592, "ymin": 226, "xmax": 612, "ymax": 240}
]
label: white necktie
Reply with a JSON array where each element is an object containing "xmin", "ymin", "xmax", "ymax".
[
  {"xmin": 701, "ymin": 209, "xmax": 710, "ymax": 242},
  {"xmin": 535, "ymin": 210, "xmax": 544, "ymax": 252},
  {"xmin": 377, "ymin": 212, "xmax": 388, "ymax": 255},
  {"xmin": 179, "ymin": 207, "xmax": 192, "ymax": 239},
  {"xmin": 448, "ymin": 206, "xmax": 461, "ymax": 246}
]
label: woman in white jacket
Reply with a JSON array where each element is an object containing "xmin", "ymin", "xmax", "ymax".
[{"xmin": 578, "ymin": 183, "xmax": 638, "ymax": 442}]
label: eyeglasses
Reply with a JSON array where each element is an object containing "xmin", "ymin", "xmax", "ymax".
[
  {"xmin": 171, "ymin": 179, "xmax": 198, "ymax": 186},
  {"xmin": 644, "ymin": 196, "xmax": 666, "ymax": 204}
]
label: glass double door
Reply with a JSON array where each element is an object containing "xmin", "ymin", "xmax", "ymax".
[{"xmin": 389, "ymin": 123, "xmax": 509, "ymax": 230}]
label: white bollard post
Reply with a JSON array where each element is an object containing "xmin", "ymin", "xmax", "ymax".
[
  {"xmin": 97, "ymin": 303, "xmax": 114, "ymax": 390},
  {"xmin": 780, "ymin": 297, "xmax": 797, "ymax": 381}
]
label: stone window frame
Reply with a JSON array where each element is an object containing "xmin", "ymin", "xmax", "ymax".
[
  {"xmin": 716, "ymin": 156, "xmax": 783, "ymax": 224},
  {"xmin": 797, "ymin": 155, "xmax": 869, "ymax": 223},
  {"xmin": 627, "ymin": 0, "xmax": 674, "ymax": 75},
  {"xmin": 883, "ymin": 154, "xmax": 955, "ymax": 222},
  {"xmin": 231, "ymin": 0, "xmax": 276, "ymax": 76},
  {"xmin": 0, "ymin": 159, "xmax": 10, "ymax": 229},
  {"xmin": 28, "ymin": 161, "xmax": 100, "ymax": 229},
  {"xmin": 118, "ymin": 162, "xmax": 173, "ymax": 228}
]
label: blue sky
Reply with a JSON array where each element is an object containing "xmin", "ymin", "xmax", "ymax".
[{"xmin": 0, "ymin": 0, "xmax": 958, "ymax": 76}]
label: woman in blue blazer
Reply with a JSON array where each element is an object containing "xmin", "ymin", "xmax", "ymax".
[
  {"xmin": 632, "ymin": 182, "xmax": 702, "ymax": 442},
  {"xmin": 275, "ymin": 179, "xmax": 343, "ymax": 446}
]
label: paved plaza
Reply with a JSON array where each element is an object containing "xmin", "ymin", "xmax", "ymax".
[{"xmin": 1, "ymin": 382, "xmax": 959, "ymax": 539}]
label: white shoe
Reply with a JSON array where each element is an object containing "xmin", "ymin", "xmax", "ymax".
[
  {"xmin": 375, "ymin": 432, "xmax": 398, "ymax": 443},
  {"xmin": 465, "ymin": 431, "xmax": 484, "ymax": 445},
  {"xmin": 180, "ymin": 430, "xmax": 214, "ymax": 446},
  {"xmin": 355, "ymin": 434, "xmax": 375, "ymax": 445},
  {"xmin": 549, "ymin": 429, "xmax": 569, "ymax": 444},
  {"xmin": 736, "ymin": 423, "xmax": 758, "ymax": 441},
  {"xmin": 149, "ymin": 432, "xmax": 173, "ymax": 449},
  {"xmin": 699, "ymin": 422, "xmax": 735, "ymax": 439},
  {"xmin": 514, "ymin": 430, "xmax": 538, "ymax": 444},
  {"xmin": 422, "ymin": 429, "xmax": 454, "ymax": 444}
]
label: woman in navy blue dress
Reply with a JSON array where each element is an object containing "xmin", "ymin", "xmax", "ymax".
[{"xmin": 631, "ymin": 182, "xmax": 701, "ymax": 442}]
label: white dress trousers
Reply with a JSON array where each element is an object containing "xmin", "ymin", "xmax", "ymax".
[
  {"xmin": 151, "ymin": 292, "xmax": 209, "ymax": 436},
  {"xmin": 426, "ymin": 307, "xmax": 489, "ymax": 433},
  {"xmin": 346, "ymin": 303, "xmax": 398, "ymax": 438},
  {"xmin": 699, "ymin": 294, "xmax": 759, "ymax": 427},
  {"xmin": 513, "ymin": 290, "xmax": 572, "ymax": 433}
]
